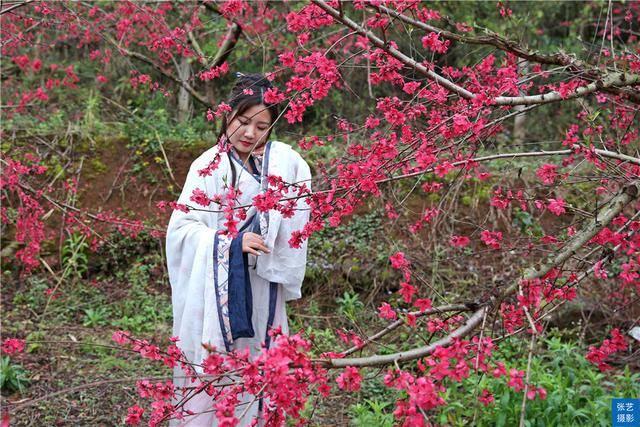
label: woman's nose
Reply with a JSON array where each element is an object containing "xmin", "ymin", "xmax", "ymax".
[{"xmin": 244, "ymin": 125, "xmax": 255, "ymax": 139}]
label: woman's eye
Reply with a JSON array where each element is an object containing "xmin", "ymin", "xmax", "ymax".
[{"xmin": 258, "ymin": 127, "xmax": 268, "ymax": 131}]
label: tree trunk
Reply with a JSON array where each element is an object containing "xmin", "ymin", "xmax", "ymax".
[
  {"xmin": 177, "ymin": 56, "xmax": 193, "ymax": 123},
  {"xmin": 513, "ymin": 106, "xmax": 527, "ymax": 145},
  {"xmin": 513, "ymin": 60, "xmax": 529, "ymax": 145}
]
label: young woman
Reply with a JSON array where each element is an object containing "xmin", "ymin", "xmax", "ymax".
[{"xmin": 166, "ymin": 73, "xmax": 312, "ymax": 425}]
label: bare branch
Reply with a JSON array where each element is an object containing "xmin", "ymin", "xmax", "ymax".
[
  {"xmin": 312, "ymin": 0, "xmax": 640, "ymax": 106},
  {"xmin": 493, "ymin": 72, "xmax": 640, "ymax": 105},
  {"xmin": 379, "ymin": 148, "xmax": 640, "ymax": 186},
  {"xmin": 374, "ymin": 4, "xmax": 574, "ymax": 67},
  {"xmin": 312, "ymin": 0, "xmax": 474, "ymax": 99},
  {"xmin": 9, "ymin": 375, "xmax": 172, "ymax": 412},
  {"xmin": 211, "ymin": 22, "xmax": 242, "ymax": 67},
  {"xmin": 374, "ymin": 4, "xmax": 640, "ymax": 103},
  {"xmin": 188, "ymin": 19, "xmax": 242, "ymax": 70},
  {"xmin": 14, "ymin": 178, "xmax": 163, "ymax": 233},
  {"xmin": 340, "ymin": 303, "xmax": 476, "ymax": 356},
  {"xmin": 186, "ymin": 148, "xmax": 640, "ymax": 215},
  {"xmin": 102, "ymin": 35, "xmax": 210, "ymax": 107},
  {"xmin": 327, "ymin": 306, "xmax": 488, "ymax": 368},
  {"xmin": 324, "ymin": 182, "xmax": 639, "ymax": 368},
  {"xmin": 0, "ymin": 0, "xmax": 33, "ymax": 16}
]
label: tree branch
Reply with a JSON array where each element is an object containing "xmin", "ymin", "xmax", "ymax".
[
  {"xmin": 0, "ymin": 0, "xmax": 33, "ymax": 16},
  {"xmin": 311, "ymin": 0, "xmax": 640, "ymax": 106},
  {"xmin": 493, "ymin": 72, "xmax": 640, "ymax": 105},
  {"xmin": 13, "ymin": 178, "xmax": 164, "ymax": 233},
  {"xmin": 340, "ymin": 303, "xmax": 476, "ymax": 357},
  {"xmin": 187, "ymin": 18, "xmax": 242, "ymax": 70},
  {"xmin": 377, "ymin": 148, "xmax": 640, "ymax": 186},
  {"xmin": 374, "ymin": 4, "xmax": 574, "ymax": 66},
  {"xmin": 103, "ymin": 35, "xmax": 210, "ymax": 107},
  {"xmin": 211, "ymin": 22, "xmax": 242, "ymax": 67},
  {"xmin": 324, "ymin": 181, "xmax": 639, "ymax": 368},
  {"xmin": 312, "ymin": 0, "xmax": 474, "ymax": 100},
  {"xmin": 374, "ymin": 4, "xmax": 640, "ymax": 103},
  {"xmin": 327, "ymin": 307, "xmax": 488, "ymax": 368},
  {"xmin": 185, "ymin": 147, "xmax": 639, "ymax": 214}
]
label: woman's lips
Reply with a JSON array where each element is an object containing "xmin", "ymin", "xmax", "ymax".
[{"xmin": 239, "ymin": 140, "xmax": 253, "ymax": 147}]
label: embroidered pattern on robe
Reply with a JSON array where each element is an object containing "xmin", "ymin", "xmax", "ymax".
[
  {"xmin": 213, "ymin": 142, "xmax": 274, "ymax": 352},
  {"xmin": 213, "ymin": 231, "xmax": 234, "ymax": 351}
]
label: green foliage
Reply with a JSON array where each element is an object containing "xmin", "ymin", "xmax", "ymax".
[
  {"xmin": 436, "ymin": 333, "xmax": 640, "ymax": 426},
  {"xmin": 289, "ymin": 300, "xmax": 319, "ymax": 333},
  {"xmin": 440, "ymin": 1, "xmax": 591, "ymax": 57},
  {"xmin": 80, "ymin": 91, "xmax": 107, "ymax": 138},
  {"xmin": 91, "ymin": 230, "xmax": 158, "ymax": 274},
  {"xmin": 308, "ymin": 327, "xmax": 340, "ymax": 354},
  {"xmin": 43, "ymin": 275, "xmax": 106, "ymax": 325},
  {"xmin": 82, "ymin": 307, "xmax": 109, "ymax": 328},
  {"xmin": 350, "ymin": 399, "xmax": 395, "ymax": 427},
  {"xmin": 0, "ymin": 356, "xmax": 30, "ymax": 394},
  {"xmin": 513, "ymin": 208, "xmax": 544, "ymax": 238},
  {"xmin": 347, "ymin": 373, "xmax": 401, "ymax": 425},
  {"xmin": 336, "ymin": 291, "xmax": 365, "ymax": 323},
  {"xmin": 2, "ymin": 3, "xmax": 636, "ymax": 424},
  {"xmin": 124, "ymin": 92, "xmax": 214, "ymax": 154},
  {"xmin": 12, "ymin": 276, "xmax": 49, "ymax": 309},
  {"xmin": 306, "ymin": 210, "xmax": 390, "ymax": 290},
  {"xmin": 25, "ymin": 330, "xmax": 46, "ymax": 354},
  {"xmin": 460, "ymin": 177, "xmax": 493, "ymax": 207},
  {"xmin": 109, "ymin": 254, "xmax": 172, "ymax": 335},
  {"xmin": 343, "ymin": 333, "xmax": 638, "ymax": 426},
  {"xmin": 61, "ymin": 233, "xmax": 89, "ymax": 279},
  {"xmin": 93, "ymin": 355, "xmax": 135, "ymax": 373},
  {"xmin": 13, "ymin": 253, "xmax": 171, "ymax": 336}
]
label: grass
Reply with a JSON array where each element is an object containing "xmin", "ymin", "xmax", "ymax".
[{"xmin": 1, "ymin": 248, "xmax": 172, "ymax": 426}]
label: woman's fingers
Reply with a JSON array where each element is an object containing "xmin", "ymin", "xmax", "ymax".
[
  {"xmin": 252, "ymin": 241, "xmax": 271, "ymax": 253},
  {"xmin": 242, "ymin": 232, "xmax": 271, "ymax": 254},
  {"xmin": 244, "ymin": 245, "xmax": 269, "ymax": 255},
  {"xmin": 247, "ymin": 239, "xmax": 270, "ymax": 253},
  {"xmin": 245, "ymin": 247, "xmax": 261, "ymax": 256}
]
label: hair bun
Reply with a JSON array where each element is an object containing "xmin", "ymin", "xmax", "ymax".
[
  {"xmin": 233, "ymin": 72, "xmax": 272, "ymax": 90},
  {"xmin": 228, "ymin": 72, "xmax": 276, "ymax": 108}
]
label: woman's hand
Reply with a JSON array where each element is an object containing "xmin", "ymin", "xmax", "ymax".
[{"xmin": 242, "ymin": 232, "xmax": 271, "ymax": 256}]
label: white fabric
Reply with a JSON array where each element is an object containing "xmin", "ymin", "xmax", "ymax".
[{"xmin": 166, "ymin": 141, "xmax": 311, "ymax": 426}]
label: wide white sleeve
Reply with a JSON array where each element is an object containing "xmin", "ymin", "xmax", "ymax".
[
  {"xmin": 165, "ymin": 161, "xmax": 219, "ymax": 365},
  {"xmin": 256, "ymin": 157, "xmax": 312, "ymax": 301}
]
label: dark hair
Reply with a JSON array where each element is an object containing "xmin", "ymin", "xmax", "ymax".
[{"xmin": 217, "ymin": 72, "xmax": 280, "ymax": 187}]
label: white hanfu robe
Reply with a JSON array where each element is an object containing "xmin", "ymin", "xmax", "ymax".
[{"xmin": 166, "ymin": 140, "xmax": 311, "ymax": 426}]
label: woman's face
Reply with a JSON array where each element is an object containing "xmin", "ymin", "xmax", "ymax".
[{"xmin": 225, "ymin": 103, "xmax": 272, "ymax": 162}]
